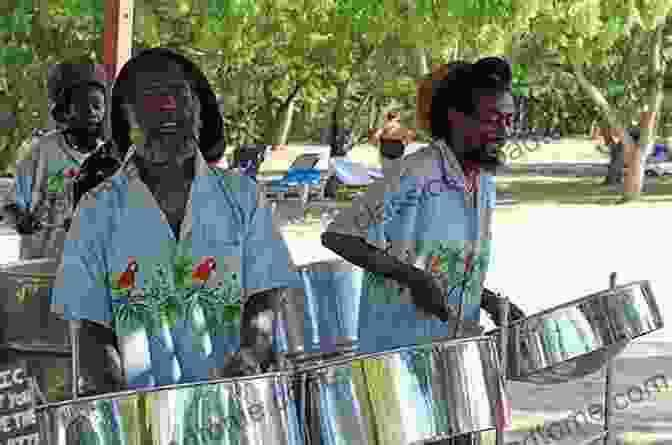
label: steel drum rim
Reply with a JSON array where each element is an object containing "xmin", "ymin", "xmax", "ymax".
[
  {"xmin": 291, "ymin": 258, "xmax": 362, "ymax": 271},
  {"xmin": 486, "ymin": 280, "xmax": 654, "ymax": 336},
  {"xmin": 34, "ymin": 370, "xmax": 293, "ymax": 412},
  {"xmin": 0, "ymin": 258, "xmax": 59, "ymax": 279},
  {"xmin": 505, "ymin": 339, "xmax": 630, "ymax": 382},
  {"xmin": 0, "ymin": 258, "xmax": 59, "ymax": 267},
  {"xmin": 294, "ymin": 335, "xmax": 498, "ymax": 373}
]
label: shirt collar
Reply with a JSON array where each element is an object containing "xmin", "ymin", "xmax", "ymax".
[{"xmin": 120, "ymin": 145, "xmax": 210, "ymax": 180}]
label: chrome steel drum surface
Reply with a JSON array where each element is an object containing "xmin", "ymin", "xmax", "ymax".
[
  {"xmin": 0, "ymin": 259, "xmax": 70, "ymax": 351},
  {"xmin": 282, "ymin": 260, "xmax": 363, "ymax": 359},
  {"xmin": 36, "ymin": 372, "xmax": 304, "ymax": 445},
  {"xmin": 489, "ymin": 280, "xmax": 663, "ymax": 384},
  {"xmin": 294, "ymin": 336, "xmax": 508, "ymax": 445}
]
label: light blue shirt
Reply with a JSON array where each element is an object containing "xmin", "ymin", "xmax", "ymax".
[
  {"xmin": 51, "ymin": 146, "xmax": 298, "ymax": 388},
  {"xmin": 326, "ymin": 140, "xmax": 495, "ymax": 353}
]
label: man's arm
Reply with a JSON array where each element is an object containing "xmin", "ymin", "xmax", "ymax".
[
  {"xmin": 3, "ymin": 139, "xmax": 40, "ymax": 233},
  {"xmin": 321, "ymin": 181, "xmax": 425, "ymax": 288},
  {"xmin": 321, "ymin": 180, "xmax": 453, "ymax": 321}
]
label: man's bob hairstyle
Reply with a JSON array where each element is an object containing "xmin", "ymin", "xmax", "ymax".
[{"xmin": 429, "ymin": 57, "xmax": 513, "ymax": 143}]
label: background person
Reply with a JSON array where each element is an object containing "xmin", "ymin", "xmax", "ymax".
[
  {"xmin": 369, "ymin": 111, "xmax": 416, "ymax": 161},
  {"xmin": 2, "ymin": 59, "xmax": 109, "ymax": 260}
]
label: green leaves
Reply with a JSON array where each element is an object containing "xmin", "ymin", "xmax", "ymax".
[{"xmin": 0, "ymin": 47, "xmax": 34, "ymax": 66}]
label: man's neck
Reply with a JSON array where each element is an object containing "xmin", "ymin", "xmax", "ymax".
[
  {"xmin": 135, "ymin": 153, "xmax": 196, "ymax": 189},
  {"xmin": 64, "ymin": 128, "xmax": 102, "ymax": 153}
]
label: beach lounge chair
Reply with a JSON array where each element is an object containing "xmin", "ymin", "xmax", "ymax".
[{"xmin": 262, "ymin": 153, "xmax": 326, "ymax": 204}]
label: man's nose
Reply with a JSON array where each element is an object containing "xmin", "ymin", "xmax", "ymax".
[{"xmin": 88, "ymin": 104, "xmax": 103, "ymax": 117}]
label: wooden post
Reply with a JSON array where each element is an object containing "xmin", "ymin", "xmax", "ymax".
[{"xmin": 103, "ymin": 0, "xmax": 134, "ymax": 81}]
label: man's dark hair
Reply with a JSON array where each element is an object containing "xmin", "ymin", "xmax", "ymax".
[
  {"xmin": 430, "ymin": 57, "xmax": 513, "ymax": 142},
  {"xmin": 110, "ymin": 48, "xmax": 226, "ymax": 163},
  {"xmin": 116, "ymin": 52, "xmax": 197, "ymax": 106}
]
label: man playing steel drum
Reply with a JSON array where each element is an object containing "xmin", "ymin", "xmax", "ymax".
[
  {"xmin": 51, "ymin": 48, "xmax": 300, "ymax": 392},
  {"xmin": 322, "ymin": 58, "xmax": 525, "ymax": 444},
  {"xmin": 2, "ymin": 59, "xmax": 109, "ymax": 261}
]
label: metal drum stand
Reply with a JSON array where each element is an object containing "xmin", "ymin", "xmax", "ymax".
[
  {"xmin": 493, "ymin": 272, "xmax": 623, "ymax": 445},
  {"xmin": 495, "ymin": 294, "xmax": 510, "ymax": 445}
]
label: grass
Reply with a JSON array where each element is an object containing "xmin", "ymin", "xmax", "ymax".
[
  {"xmin": 507, "ymin": 137, "xmax": 608, "ymax": 164},
  {"xmin": 496, "ymin": 175, "xmax": 672, "ymax": 207}
]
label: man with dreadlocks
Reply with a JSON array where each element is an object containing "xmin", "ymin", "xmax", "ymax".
[
  {"xmin": 321, "ymin": 58, "xmax": 526, "ymax": 444},
  {"xmin": 2, "ymin": 59, "xmax": 109, "ymax": 260},
  {"xmin": 51, "ymin": 48, "xmax": 301, "ymax": 392}
]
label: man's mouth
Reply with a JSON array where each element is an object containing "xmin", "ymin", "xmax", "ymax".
[{"xmin": 158, "ymin": 121, "xmax": 178, "ymax": 133}]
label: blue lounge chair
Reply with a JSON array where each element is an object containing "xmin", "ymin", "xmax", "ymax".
[{"xmin": 262, "ymin": 153, "xmax": 325, "ymax": 203}]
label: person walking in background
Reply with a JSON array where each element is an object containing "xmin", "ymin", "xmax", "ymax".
[{"xmin": 369, "ymin": 111, "xmax": 416, "ymax": 162}]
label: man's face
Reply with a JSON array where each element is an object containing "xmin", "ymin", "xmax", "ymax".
[
  {"xmin": 126, "ymin": 61, "xmax": 201, "ymax": 142},
  {"xmin": 65, "ymin": 85, "xmax": 106, "ymax": 132},
  {"xmin": 449, "ymin": 90, "xmax": 516, "ymax": 165}
]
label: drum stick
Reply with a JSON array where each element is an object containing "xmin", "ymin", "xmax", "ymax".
[
  {"xmin": 69, "ymin": 320, "xmax": 81, "ymax": 400},
  {"xmin": 495, "ymin": 293, "xmax": 510, "ymax": 445},
  {"xmin": 498, "ymin": 294, "xmax": 510, "ymax": 381},
  {"xmin": 603, "ymin": 272, "xmax": 617, "ymax": 445}
]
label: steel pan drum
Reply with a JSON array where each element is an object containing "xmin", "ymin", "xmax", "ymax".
[
  {"xmin": 0, "ymin": 259, "xmax": 69, "ymax": 351},
  {"xmin": 282, "ymin": 260, "xmax": 363, "ymax": 360},
  {"xmin": 36, "ymin": 372, "xmax": 304, "ymax": 445},
  {"xmin": 489, "ymin": 281, "xmax": 663, "ymax": 384},
  {"xmin": 294, "ymin": 336, "xmax": 508, "ymax": 445}
]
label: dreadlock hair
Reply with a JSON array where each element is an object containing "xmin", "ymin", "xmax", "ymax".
[{"xmin": 429, "ymin": 57, "xmax": 513, "ymax": 143}]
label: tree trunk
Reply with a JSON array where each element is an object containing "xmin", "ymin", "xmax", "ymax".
[
  {"xmin": 571, "ymin": 64, "xmax": 640, "ymax": 193},
  {"xmin": 276, "ymin": 100, "xmax": 295, "ymax": 145},
  {"xmin": 332, "ymin": 81, "xmax": 348, "ymax": 129},
  {"xmin": 605, "ymin": 141, "xmax": 625, "ymax": 186}
]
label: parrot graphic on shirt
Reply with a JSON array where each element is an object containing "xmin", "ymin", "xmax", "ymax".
[
  {"xmin": 116, "ymin": 257, "xmax": 145, "ymax": 303},
  {"xmin": 192, "ymin": 256, "xmax": 217, "ymax": 287}
]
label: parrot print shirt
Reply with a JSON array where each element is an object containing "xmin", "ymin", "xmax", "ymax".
[
  {"xmin": 51, "ymin": 145, "xmax": 299, "ymax": 389},
  {"xmin": 6, "ymin": 129, "xmax": 102, "ymax": 260},
  {"xmin": 325, "ymin": 139, "xmax": 495, "ymax": 354}
]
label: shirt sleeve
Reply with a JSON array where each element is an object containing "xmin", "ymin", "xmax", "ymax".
[
  {"xmin": 242, "ymin": 178, "xmax": 300, "ymax": 296},
  {"xmin": 324, "ymin": 179, "xmax": 387, "ymax": 241},
  {"xmin": 50, "ymin": 192, "xmax": 113, "ymax": 327},
  {"xmin": 6, "ymin": 137, "xmax": 40, "ymax": 210}
]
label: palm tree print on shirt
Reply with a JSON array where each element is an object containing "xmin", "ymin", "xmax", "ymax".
[
  {"xmin": 110, "ymin": 255, "xmax": 242, "ymax": 352},
  {"xmin": 364, "ymin": 240, "xmax": 490, "ymax": 308}
]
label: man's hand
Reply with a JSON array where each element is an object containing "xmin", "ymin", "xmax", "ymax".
[
  {"xmin": 481, "ymin": 287, "xmax": 526, "ymax": 327},
  {"xmin": 5, "ymin": 205, "xmax": 42, "ymax": 235},
  {"xmin": 408, "ymin": 271, "xmax": 457, "ymax": 322},
  {"xmin": 218, "ymin": 348, "xmax": 264, "ymax": 377}
]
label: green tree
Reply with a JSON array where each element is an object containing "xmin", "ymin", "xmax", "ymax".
[{"xmin": 514, "ymin": 1, "xmax": 672, "ymax": 199}]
